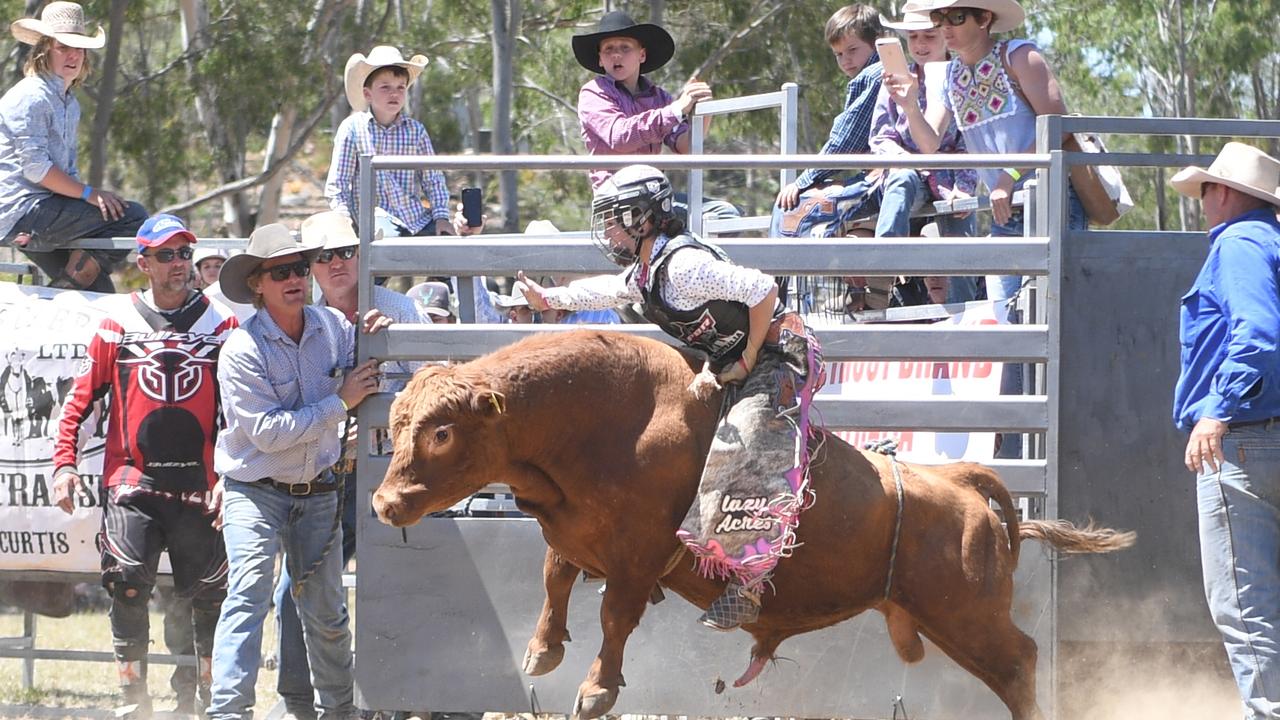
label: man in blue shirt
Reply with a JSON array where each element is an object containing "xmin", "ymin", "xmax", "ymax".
[{"xmin": 1171, "ymin": 141, "xmax": 1280, "ymax": 720}]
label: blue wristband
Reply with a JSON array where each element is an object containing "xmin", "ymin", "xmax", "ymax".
[{"xmin": 80, "ymin": 185, "xmax": 92, "ymax": 201}]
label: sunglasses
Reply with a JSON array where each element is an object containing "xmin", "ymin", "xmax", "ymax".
[
  {"xmin": 142, "ymin": 246, "xmax": 194, "ymax": 263},
  {"xmin": 256, "ymin": 259, "xmax": 312, "ymax": 282},
  {"xmin": 930, "ymin": 8, "xmax": 979, "ymax": 26},
  {"xmin": 315, "ymin": 246, "xmax": 357, "ymax": 264}
]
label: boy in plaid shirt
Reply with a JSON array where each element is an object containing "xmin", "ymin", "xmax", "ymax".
[{"xmin": 325, "ymin": 46, "xmax": 455, "ymax": 236}]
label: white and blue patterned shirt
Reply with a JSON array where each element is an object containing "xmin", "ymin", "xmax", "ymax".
[
  {"xmin": 318, "ymin": 284, "xmax": 427, "ymax": 390},
  {"xmin": 215, "ymin": 305, "xmax": 354, "ymax": 484},
  {"xmin": 324, "ymin": 111, "xmax": 451, "ymax": 234},
  {"xmin": 0, "ymin": 74, "xmax": 80, "ymax": 239}
]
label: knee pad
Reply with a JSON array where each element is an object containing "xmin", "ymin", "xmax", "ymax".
[{"xmin": 111, "ymin": 582, "xmax": 152, "ymax": 608}]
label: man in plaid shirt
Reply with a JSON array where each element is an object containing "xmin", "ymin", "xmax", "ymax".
[{"xmin": 325, "ymin": 46, "xmax": 455, "ymax": 236}]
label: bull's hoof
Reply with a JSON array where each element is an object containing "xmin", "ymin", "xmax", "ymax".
[
  {"xmin": 522, "ymin": 641, "xmax": 565, "ymax": 676},
  {"xmin": 570, "ymin": 684, "xmax": 619, "ymax": 720}
]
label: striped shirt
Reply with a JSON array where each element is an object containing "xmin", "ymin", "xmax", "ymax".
[
  {"xmin": 795, "ymin": 56, "xmax": 883, "ymax": 191},
  {"xmin": 318, "ymin": 284, "xmax": 427, "ymax": 391},
  {"xmin": 215, "ymin": 305, "xmax": 353, "ymax": 484},
  {"xmin": 325, "ymin": 111, "xmax": 451, "ymax": 234}
]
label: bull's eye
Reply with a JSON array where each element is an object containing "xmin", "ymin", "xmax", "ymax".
[{"xmin": 435, "ymin": 427, "xmax": 449, "ymax": 443}]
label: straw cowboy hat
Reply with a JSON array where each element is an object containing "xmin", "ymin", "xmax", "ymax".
[
  {"xmin": 572, "ymin": 11, "xmax": 674, "ymax": 75},
  {"xmin": 299, "ymin": 210, "xmax": 383, "ymax": 251},
  {"xmin": 343, "ymin": 46, "xmax": 429, "ymax": 112},
  {"xmin": 1171, "ymin": 142, "xmax": 1280, "ymax": 207},
  {"xmin": 924, "ymin": 0, "xmax": 1025, "ymax": 34},
  {"xmin": 218, "ymin": 224, "xmax": 313, "ymax": 304},
  {"xmin": 10, "ymin": 2, "xmax": 105, "ymax": 49},
  {"xmin": 882, "ymin": 1, "xmax": 935, "ymax": 32}
]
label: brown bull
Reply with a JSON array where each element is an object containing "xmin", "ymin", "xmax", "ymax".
[{"xmin": 372, "ymin": 329, "xmax": 1134, "ymax": 720}]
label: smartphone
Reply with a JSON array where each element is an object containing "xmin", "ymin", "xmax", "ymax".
[
  {"xmin": 461, "ymin": 187, "xmax": 482, "ymax": 228},
  {"xmin": 875, "ymin": 37, "xmax": 911, "ymax": 78}
]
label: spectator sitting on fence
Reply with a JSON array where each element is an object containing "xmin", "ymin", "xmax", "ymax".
[
  {"xmin": 0, "ymin": 2, "xmax": 147, "ymax": 291},
  {"xmin": 51, "ymin": 213, "xmax": 238, "ymax": 718},
  {"xmin": 192, "ymin": 247, "xmax": 226, "ymax": 290},
  {"xmin": 207, "ymin": 224, "xmax": 389, "ymax": 720},
  {"xmin": 773, "ymin": 4, "xmax": 884, "ymax": 227},
  {"xmin": 870, "ymin": 2, "xmax": 978, "ymax": 304},
  {"xmin": 325, "ymin": 45, "xmax": 455, "ymax": 237},
  {"xmin": 263, "ymin": 210, "xmax": 429, "ymax": 720}
]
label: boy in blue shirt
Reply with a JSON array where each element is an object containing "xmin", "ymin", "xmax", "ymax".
[
  {"xmin": 776, "ymin": 4, "xmax": 884, "ymax": 211},
  {"xmin": 325, "ymin": 45, "xmax": 455, "ymax": 236}
]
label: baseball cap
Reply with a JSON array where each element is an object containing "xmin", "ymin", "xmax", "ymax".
[
  {"xmin": 407, "ymin": 281, "xmax": 455, "ymax": 318},
  {"xmin": 136, "ymin": 213, "xmax": 197, "ymax": 254}
]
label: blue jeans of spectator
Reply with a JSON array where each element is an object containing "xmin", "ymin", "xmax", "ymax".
[
  {"xmin": 1198, "ymin": 424, "xmax": 1280, "ymax": 719},
  {"xmin": 208, "ymin": 480, "xmax": 353, "ymax": 720},
  {"xmin": 275, "ymin": 472, "xmax": 358, "ymax": 718},
  {"xmin": 989, "ymin": 188, "xmax": 1088, "ymax": 458},
  {"xmin": 874, "ymin": 169, "xmax": 979, "ymax": 305},
  {"xmin": 1, "ymin": 194, "xmax": 146, "ymax": 291}
]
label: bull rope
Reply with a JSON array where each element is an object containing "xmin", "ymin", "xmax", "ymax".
[{"xmin": 864, "ymin": 439, "xmax": 905, "ymax": 600}]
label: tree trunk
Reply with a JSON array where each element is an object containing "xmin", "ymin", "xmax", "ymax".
[
  {"xmin": 255, "ymin": 107, "xmax": 297, "ymax": 225},
  {"xmin": 491, "ymin": 0, "xmax": 521, "ymax": 231},
  {"xmin": 178, "ymin": 0, "xmax": 250, "ymax": 234},
  {"xmin": 648, "ymin": 0, "xmax": 663, "ymax": 24},
  {"xmin": 87, "ymin": 0, "xmax": 128, "ymax": 188}
]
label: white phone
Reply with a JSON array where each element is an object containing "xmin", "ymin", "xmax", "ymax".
[{"xmin": 875, "ymin": 37, "xmax": 911, "ymax": 78}]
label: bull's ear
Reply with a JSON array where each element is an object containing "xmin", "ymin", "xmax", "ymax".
[{"xmin": 472, "ymin": 390, "xmax": 506, "ymax": 418}]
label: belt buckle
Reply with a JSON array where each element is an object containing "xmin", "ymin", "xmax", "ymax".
[{"xmin": 288, "ymin": 482, "xmax": 312, "ymax": 496}]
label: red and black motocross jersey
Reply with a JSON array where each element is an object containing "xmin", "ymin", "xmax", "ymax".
[{"xmin": 54, "ymin": 291, "xmax": 238, "ymax": 492}]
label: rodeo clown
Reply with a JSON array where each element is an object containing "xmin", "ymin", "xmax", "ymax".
[
  {"xmin": 51, "ymin": 214, "xmax": 238, "ymax": 717},
  {"xmin": 517, "ymin": 164, "xmax": 825, "ymax": 630}
]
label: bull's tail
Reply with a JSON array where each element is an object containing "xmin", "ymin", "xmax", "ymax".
[
  {"xmin": 951, "ymin": 463, "xmax": 1022, "ymax": 566},
  {"xmin": 1020, "ymin": 519, "xmax": 1136, "ymax": 554}
]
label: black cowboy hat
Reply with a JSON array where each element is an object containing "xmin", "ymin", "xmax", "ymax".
[{"xmin": 571, "ymin": 11, "xmax": 675, "ymax": 75}]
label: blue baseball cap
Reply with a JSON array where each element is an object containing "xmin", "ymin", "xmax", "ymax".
[{"xmin": 136, "ymin": 213, "xmax": 197, "ymax": 254}]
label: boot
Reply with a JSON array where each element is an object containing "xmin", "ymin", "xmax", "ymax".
[
  {"xmin": 698, "ymin": 582, "xmax": 761, "ymax": 631},
  {"xmin": 118, "ymin": 677, "xmax": 152, "ymax": 719}
]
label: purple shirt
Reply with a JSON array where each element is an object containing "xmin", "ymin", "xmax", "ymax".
[
  {"xmin": 578, "ymin": 75, "xmax": 689, "ymax": 188},
  {"xmin": 869, "ymin": 62, "xmax": 976, "ymax": 199}
]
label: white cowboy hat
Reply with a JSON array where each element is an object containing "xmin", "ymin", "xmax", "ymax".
[
  {"xmin": 218, "ymin": 224, "xmax": 313, "ymax": 304},
  {"xmin": 343, "ymin": 46, "xmax": 429, "ymax": 112},
  {"xmin": 299, "ymin": 210, "xmax": 384, "ymax": 251},
  {"xmin": 923, "ymin": 0, "xmax": 1025, "ymax": 34},
  {"xmin": 1171, "ymin": 142, "xmax": 1280, "ymax": 207},
  {"xmin": 10, "ymin": 2, "xmax": 105, "ymax": 49},
  {"xmin": 882, "ymin": 1, "xmax": 935, "ymax": 32}
]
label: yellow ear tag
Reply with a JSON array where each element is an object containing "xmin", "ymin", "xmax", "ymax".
[{"xmin": 488, "ymin": 392, "xmax": 506, "ymax": 414}]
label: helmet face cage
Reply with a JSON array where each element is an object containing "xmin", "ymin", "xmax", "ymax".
[{"xmin": 590, "ymin": 169, "xmax": 675, "ymax": 266}]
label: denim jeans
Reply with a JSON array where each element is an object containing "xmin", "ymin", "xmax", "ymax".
[
  {"xmin": 275, "ymin": 474, "xmax": 358, "ymax": 718},
  {"xmin": 874, "ymin": 169, "xmax": 979, "ymax": 305},
  {"xmin": 1198, "ymin": 424, "xmax": 1280, "ymax": 719},
  {"xmin": 989, "ymin": 188, "xmax": 1088, "ymax": 459},
  {"xmin": 1, "ymin": 194, "xmax": 146, "ymax": 291},
  {"xmin": 208, "ymin": 480, "xmax": 353, "ymax": 720}
]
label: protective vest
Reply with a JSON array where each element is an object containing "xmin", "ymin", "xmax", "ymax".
[{"xmin": 638, "ymin": 235, "xmax": 750, "ymax": 368}]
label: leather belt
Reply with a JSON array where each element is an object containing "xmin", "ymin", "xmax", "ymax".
[
  {"xmin": 256, "ymin": 476, "xmax": 338, "ymax": 497},
  {"xmin": 1228, "ymin": 417, "xmax": 1280, "ymax": 431}
]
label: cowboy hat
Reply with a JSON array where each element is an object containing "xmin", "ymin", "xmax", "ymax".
[
  {"xmin": 299, "ymin": 210, "xmax": 383, "ymax": 251},
  {"xmin": 10, "ymin": 2, "xmax": 104, "ymax": 49},
  {"xmin": 218, "ymin": 224, "xmax": 313, "ymax": 304},
  {"xmin": 343, "ymin": 46, "xmax": 429, "ymax": 112},
  {"xmin": 1171, "ymin": 142, "xmax": 1280, "ymax": 207},
  {"xmin": 923, "ymin": 0, "xmax": 1025, "ymax": 34},
  {"xmin": 571, "ymin": 11, "xmax": 674, "ymax": 75},
  {"xmin": 882, "ymin": 1, "xmax": 935, "ymax": 32}
]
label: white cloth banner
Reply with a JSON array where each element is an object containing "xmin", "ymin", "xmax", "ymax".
[
  {"xmin": 819, "ymin": 300, "xmax": 1008, "ymax": 463},
  {"xmin": 0, "ymin": 282, "xmax": 112, "ymax": 572}
]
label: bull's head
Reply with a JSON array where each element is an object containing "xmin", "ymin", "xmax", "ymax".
[{"xmin": 372, "ymin": 365, "xmax": 509, "ymax": 527}]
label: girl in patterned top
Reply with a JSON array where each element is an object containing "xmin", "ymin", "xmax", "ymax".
[{"xmin": 518, "ymin": 164, "xmax": 825, "ymax": 631}]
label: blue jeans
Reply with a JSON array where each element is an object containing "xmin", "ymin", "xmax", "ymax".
[
  {"xmin": 208, "ymin": 480, "xmax": 353, "ymax": 720},
  {"xmin": 989, "ymin": 188, "xmax": 1088, "ymax": 459},
  {"xmin": 1198, "ymin": 424, "xmax": 1280, "ymax": 719},
  {"xmin": 1, "ymin": 194, "xmax": 146, "ymax": 291},
  {"xmin": 874, "ymin": 169, "xmax": 979, "ymax": 305},
  {"xmin": 275, "ymin": 475, "xmax": 358, "ymax": 717}
]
